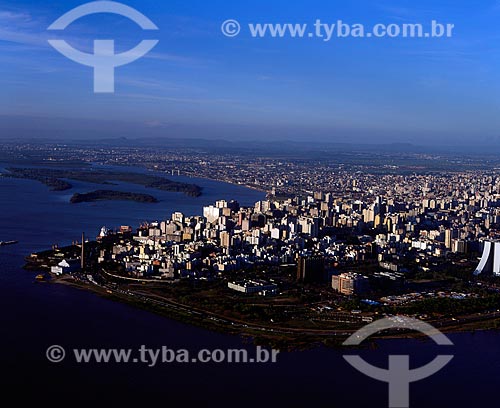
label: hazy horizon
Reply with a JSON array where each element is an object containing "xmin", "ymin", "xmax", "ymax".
[{"xmin": 2, "ymin": 0, "xmax": 500, "ymax": 148}]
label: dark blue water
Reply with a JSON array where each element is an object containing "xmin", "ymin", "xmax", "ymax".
[{"xmin": 0, "ymin": 169, "xmax": 499, "ymax": 407}]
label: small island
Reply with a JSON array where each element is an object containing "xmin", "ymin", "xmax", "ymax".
[
  {"xmin": 70, "ymin": 190, "xmax": 159, "ymax": 204},
  {"xmin": 5, "ymin": 167, "xmax": 203, "ymax": 197}
]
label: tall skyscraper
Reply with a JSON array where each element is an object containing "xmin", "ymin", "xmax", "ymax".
[{"xmin": 297, "ymin": 255, "xmax": 325, "ymax": 283}]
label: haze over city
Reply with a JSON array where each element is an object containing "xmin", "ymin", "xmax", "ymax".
[
  {"xmin": 1, "ymin": 0, "xmax": 500, "ymax": 149},
  {"xmin": 5, "ymin": 2, "xmax": 500, "ymax": 407}
]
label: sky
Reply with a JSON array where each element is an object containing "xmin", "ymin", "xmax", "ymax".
[{"xmin": 1, "ymin": 0, "xmax": 500, "ymax": 147}]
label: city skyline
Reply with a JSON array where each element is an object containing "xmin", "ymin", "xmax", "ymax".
[{"xmin": 4, "ymin": 2, "xmax": 500, "ymax": 407}]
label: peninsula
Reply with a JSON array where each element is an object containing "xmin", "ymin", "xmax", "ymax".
[{"xmin": 25, "ymin": 193, "xmax": 500, "ymax": 348}]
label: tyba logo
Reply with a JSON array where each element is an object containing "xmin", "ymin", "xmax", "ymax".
[{"xmin": 48, "ymin": 1, "xmax": 159, "ymax": 93}]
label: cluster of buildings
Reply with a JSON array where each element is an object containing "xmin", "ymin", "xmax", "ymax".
[
  {"xmin": 331, "ymin": 271, "xmax": 405, "ymax": 295},
  {"xmin": 11, "ymin": 144, "xmax": 500, "ymax": 303},
  {"xmin": 93, "ymin": 171, "xmax": 500, "ymax": 296}
]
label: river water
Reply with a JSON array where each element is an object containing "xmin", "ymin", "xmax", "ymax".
[{"xmin": 0, "ymin": 165, "xmax": 498, "ymax": 407}]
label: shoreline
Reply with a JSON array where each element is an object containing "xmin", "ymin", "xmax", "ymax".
[
  {"xmin": 4, "ymin": 166, "xmax": 203, "ymax": 197},
  {"xmin": 100, "ymin": 161, "xmax": 269, "ymax": 195},
  {"xmin": 18, "ymin": 162, "xmax": 500, "ymax": 347},
  {"xmin": 142, "ymin": 166, "xmax": 269, "ymax": 195},
  {"xmin": 46, "ymin": 273, "xmax": 500, "ymax": 349}
]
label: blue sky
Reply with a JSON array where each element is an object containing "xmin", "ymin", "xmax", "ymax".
[{"xmin": 1, "ymin": 0, "xmax": 500, "ymax": 146}]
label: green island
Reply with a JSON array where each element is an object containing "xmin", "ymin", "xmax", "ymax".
[
  {"xmin": 4, "ymin": 167, "xmax": 202, "ymax": 197},
  {"xmin": 70, "ymin": 190, "xmax": 159, "ymax": 204}
]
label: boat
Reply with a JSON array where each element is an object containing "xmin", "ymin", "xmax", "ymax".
[{"xmin": 0, "ymin": 240, "xmax": 18, "ymax": 246}]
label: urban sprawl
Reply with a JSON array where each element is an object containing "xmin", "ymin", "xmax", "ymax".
[{"xmin": 12, "ymin": 143, "xmax": 500, "ymax": 337}]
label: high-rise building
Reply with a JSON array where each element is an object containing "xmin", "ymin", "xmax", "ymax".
[
  {"xmin": 172, "ymin": 212, "xmax": 185, "ymax": 223},
  {"xmin": 297, "ymin": 255, "xmax": 325, "ymax": 283},
  {"xmin": 203, "ymin": 205, "xmax": 222, "ymax": 223},
  {"xmin": 452, "ymin": 239, "xmax": 468, "ymax": 254},
  {"xmin": 215, "ymin": 200, "xmax": 228, "ymax": 209},
  {"xmin": 332, "ymin": 273, "xmax": 370, "ymax": 295},
  {"xmin": 220, "ymin": 231, "xmax": 231, "ymax": 248}
]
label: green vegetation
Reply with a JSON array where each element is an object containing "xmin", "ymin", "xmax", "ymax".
[
  {"xmin": 5, "ymin": 167, "xmax": 202, "ymax": 196},
  {"xmin": 70, "ymin": 190, "xmax": 159, "ymax": 204},
  {"xmin": 24, "ymin": 242, "xmax": 500, "ymax": 349},
  {"xmin": 396, "ymin": 295, "xmax": 500, "ymax": 316}
]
